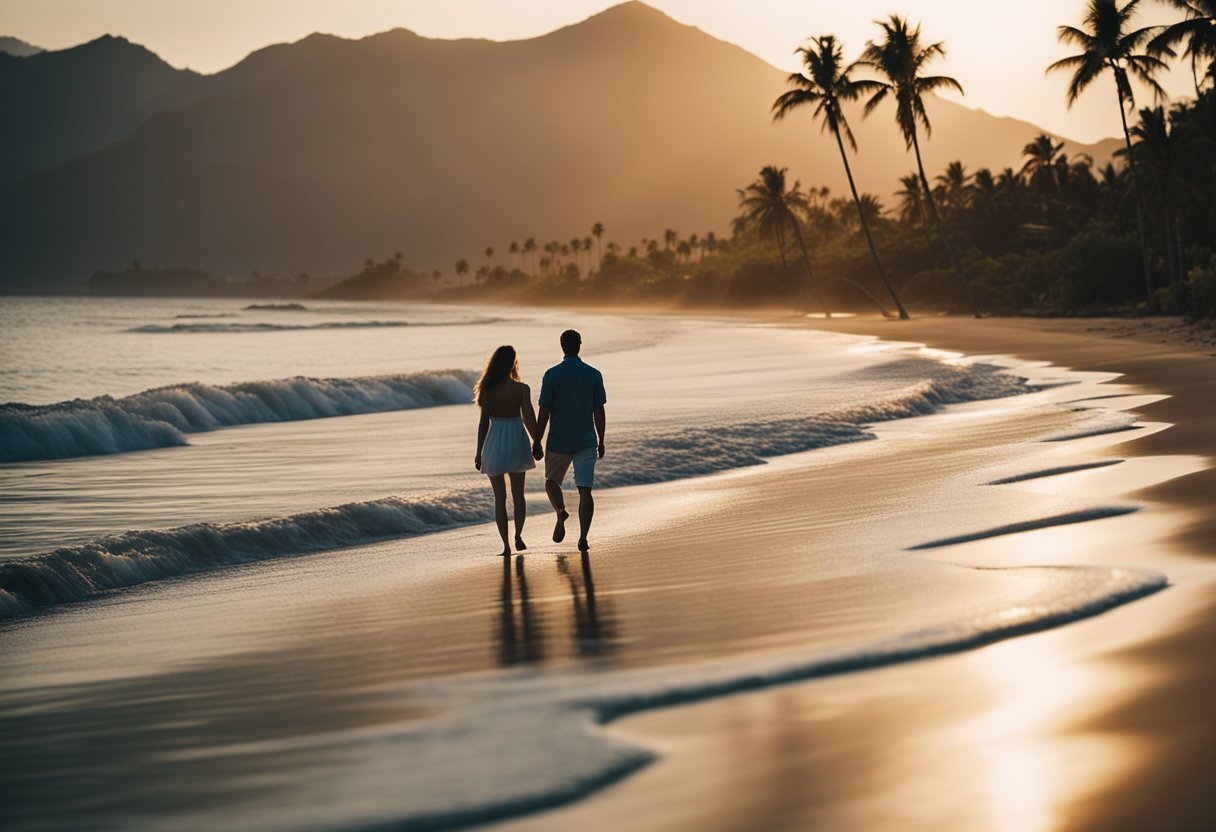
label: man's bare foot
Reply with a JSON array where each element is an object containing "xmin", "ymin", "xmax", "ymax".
[
  {"xmin": 577, "ymin": 538, "xmax": 589, "ymax": 552},
  {"xmin": 514, "ymin": 535, "xmax": 527, "ymax": 551},
  {"xmin": 499, "ymin": 546, "xmax": 511, "ymax": 557},
  {"xmin": 553, "ymin": 509, "xmax": 569, "ymax": 543}
]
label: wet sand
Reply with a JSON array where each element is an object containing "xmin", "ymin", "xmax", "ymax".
[{"xmin": 490, "ymin": 315, "xmax": 1216, "ymax": 832}]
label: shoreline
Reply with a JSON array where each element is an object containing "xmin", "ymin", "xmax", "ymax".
[
  {"xmin": 2, "ymin": 309, "xmax": 1213, "ymax": 830},
  {"xmin": 489, "ymin": 312, "xmax": 1216, "ymax": 831}
]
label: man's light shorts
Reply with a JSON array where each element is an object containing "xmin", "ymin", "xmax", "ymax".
[{"xmin": 545, "ymin": 446, "xmax": 598, "ymax": 488}]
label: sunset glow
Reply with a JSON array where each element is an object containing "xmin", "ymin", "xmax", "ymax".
[{"xmin": 0, "ymin": 0, "xmax": 1199, "ymax": 142}]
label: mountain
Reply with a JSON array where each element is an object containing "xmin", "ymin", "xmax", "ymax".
[
  {"xmin": 0, "ymin": 35, "xmax": 200, "ymax": 184},
  {"xmin": 0, "ymin": 36, "xmax": 42, "ymax": 57},
  {"xmin": 0, "ymin": 2, "xmax": 1119, "ymax": 292}
]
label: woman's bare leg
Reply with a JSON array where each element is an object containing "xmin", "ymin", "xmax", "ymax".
[
  {"xmin": 509, "ymin": 472, "xmax": 527, "ymax": 550},
  {"xmin": 489, "ymin": 475, "xmax": 510, "ymax": 556}
]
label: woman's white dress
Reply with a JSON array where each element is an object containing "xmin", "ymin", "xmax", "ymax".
[{"xmin": 481, "ymin": 416, "xmax": 536, "ymax": 476}]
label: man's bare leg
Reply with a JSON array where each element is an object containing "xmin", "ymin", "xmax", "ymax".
[
  {"xmin": 546, "ymin": 478, "xmax": 569, "ymax": 543},
  {"xmin": 576, "ymin": 486, "xmax": 594, "ymax": 551}
]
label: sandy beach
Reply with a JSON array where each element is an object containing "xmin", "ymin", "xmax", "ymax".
[
  {"xmin": 2, "ymin": 310, "xmax": 1213, "ymax": 831},
  {"xmin": 491, "ymin": 314, "xmax": 1216, "ymax": 832}
]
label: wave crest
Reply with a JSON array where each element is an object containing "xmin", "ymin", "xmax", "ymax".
[
  {"xmin": 0, "ymin": 370, "xmax": 477, "ymax": 463},
  {"xmin": 0, "ymin": 491, "xmax": 492, "ymax": 619}
]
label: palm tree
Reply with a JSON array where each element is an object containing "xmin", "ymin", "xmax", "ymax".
[
  {"xmin": 1047, "ymin": 0, "xmax": 1168, "ymax": 309},
  {"xmin": 1020, "ymin": 134, "xmax": 1067, "ymax": 193},
  {"xmin": 455, "ymin": 259, "xmax": 469, "ymax": 286},
  {"xmin": 860, "ymin": 15, "xmax": 982, "ymax": 317},
  {"xmin": 664, "ymin": 228, "xmax": 678, "ymax": 251},
  {"xmin": 895, "ymin": 172, "xmax": 927, "ymax": 224},
  {"xmin": 1125, "ymin": 105, "xmax": 1203, "ymax": 285},
  {"xmin": 1150, "ymin": 1, "xmax": 1216, "ymax": 95},
  {"xmin": 773, "ymin": 34, "xmax": 909, "ymax": 318},
  {"xmin": 509, "ymin": 240, "xmax": 520, "ymax": 270},
  {"xmin": 591, "ymin": 222, "xmax": 605, "ymax": 271},
  {"xmin": 736, "ymin": 165, "xmax": 827, "ymax": 314},
  {"xmin": 934, "ymin": 160, "xmax": 974, "ymax": 212},
  {"xmin": 523, "ymin": 237, "xmax": 537, "ymax": 276}
]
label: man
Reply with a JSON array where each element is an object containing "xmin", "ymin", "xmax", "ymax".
[{"xmin": 535, "ymin": 329, "xmax": 606, "ymax": 552}]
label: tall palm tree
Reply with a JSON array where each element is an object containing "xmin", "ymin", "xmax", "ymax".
[
  {"xmin": 860, "ymin": 15, "xmax": 982, "ymax": 317},
  {"xmin": 508, "ymin": 240, "xmax": 520, "ymax": 271},
  {"xmin": 591, "ymin": 221, "xmax": 605, "ymax": 271},
  {"xmin": 1125, "ymin": 104, "xmax": 1203, "ymax": 285},
  {"xmin": 736, "ymin": 165, "xmax": 827, "ymax": 314},
  {"xmin": 1047, "ymin": 0, "xmax": 1168, "ymax": 310},
  {"xmin": 773, "ymin": 34, "xmax": 909, "ymax": 318},
  {"xmin": 1150, "ymin": 0, "xmax": 1216, "ymax": 94},
  {"xmin": 455, "ymin": 259, "xmax": 469, "ymax": 287},
  {"xmin": 523, "ymin": 237, "xmax": 537, "ymax": 276}
]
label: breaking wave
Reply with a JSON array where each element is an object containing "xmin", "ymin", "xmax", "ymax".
[
  {"xmin": 0, "ymin": 370, "xmax": 477, "ymax": 463},
  {"xmin": 0, "ymin": 491, "xmax": 493, "ymax": 619},
  {"xmin": 0, "ymin": 359, "xmax": 1040, "ymax": 617}
]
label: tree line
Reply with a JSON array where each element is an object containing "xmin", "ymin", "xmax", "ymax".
[{"xmin": 442, "ymin": 1, "xmax": 1214, "ymax": 320}]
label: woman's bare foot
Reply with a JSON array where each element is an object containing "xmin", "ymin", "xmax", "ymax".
[
  {"xmin": 552, "ymin": 509, "xmax": 569, "ymax": 543},
  {"xmin": 577, "ymin": 538, "xmax": 590, "ymax": 552},
  {"xmin": 499, "ymin": 545, "xmax": 511, "ymax": 557},
  {"xmin": 514, "ymin": 535, "xmax": 527, "ymax": 551}
]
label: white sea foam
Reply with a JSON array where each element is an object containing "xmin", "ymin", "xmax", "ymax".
[
  {"xmin": 0, "ymin": 359, "xmax": 1037, "ymax": 615},
  {"xmin": 0, "ymin": 370, "xmax": 478, "ymax": 462},
  {"xmin": 0, "ymin": 491, "xmax": 493, "ymax": 619}
]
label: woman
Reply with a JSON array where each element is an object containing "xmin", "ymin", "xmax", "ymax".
[{"xmin": 474, "ymin": 345, "xmax": 543, "ymax": 556}]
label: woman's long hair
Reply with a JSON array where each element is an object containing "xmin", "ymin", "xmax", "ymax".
[{"xmin": 474, "ymin": 345, "xmax": 520, "ymax": 406}]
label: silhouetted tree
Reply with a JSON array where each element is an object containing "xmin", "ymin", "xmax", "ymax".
[
  {"xmin": 774, "ymin": 34, "xmax": 909, "ymax": 318},
  {"xmin": 1049, "ymin": 0, "xmax": 1168, "ymax": 308},
  {"xmin": 736, "ymin": 165, "xmax": 827, "ymax": 313},
  {"xmin": 1150, "ymin": 0, "xmax": 1216, "ymax": 94},
  {"xmin": 861, "ymin": 15, "xmax": 982, "ymax": 316},
  {"xmin": 591, "ymin": 221, "xmax": 604, "ymax": 270}
]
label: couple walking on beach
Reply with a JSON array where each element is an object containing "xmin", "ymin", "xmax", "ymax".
[{"xmin": 474, "ymin": 329, "xmax": 607, "ymax": 556}]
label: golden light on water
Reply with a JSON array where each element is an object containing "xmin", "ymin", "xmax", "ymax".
[{"xmin": 961, "ymin": 633, "xmax": 1141, "ymax": 832}]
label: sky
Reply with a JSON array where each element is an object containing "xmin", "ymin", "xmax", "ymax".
[{"xmin": 1, "ymin": 0, "xmax": 1199, "ymax": 144}]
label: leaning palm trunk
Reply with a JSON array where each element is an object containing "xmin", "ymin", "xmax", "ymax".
[
  {"xmin": 1115, "ymin": 85, "xmax": 1157, "ymax": 310},
  {"xmin": 788, "ymin": 216, "xmax": 830, "ymax": 317},
  {"xmin": 833, "ymin": 126, "xmax": 909, "ymax": 319},
  {"xmin": 911, "ymin": 130, "xmax": 982, "ymax": 318},
  {"xmin": 834, "ymin": 277, "xmax": 895, "ymax": 318}
]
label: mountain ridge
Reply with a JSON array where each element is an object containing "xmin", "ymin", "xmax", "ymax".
[{"xmin": 0, "ymin": 3, "xmax": 1121, "ymax": 292}]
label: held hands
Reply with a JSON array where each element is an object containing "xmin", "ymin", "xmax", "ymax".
[{"xmin": 532, "ymin": 440, "xmax": 544, "ymax": 461}]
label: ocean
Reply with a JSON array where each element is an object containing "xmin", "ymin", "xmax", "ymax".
[{"xmin": 0, "ymin": 296, "xmax": 1163, "ymax": 830}]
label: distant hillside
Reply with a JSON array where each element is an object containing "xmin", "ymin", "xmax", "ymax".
[
  {"xmin": 0, "ymin": 36, "xmax": 42, "ymax": 57},
  {"xmin": 0, "ymin": 2, "xmax": 1119, "ymax": 292},
  {"xmin": 0, "ymin": 35, "xmax": 200, "ymax": 184}
]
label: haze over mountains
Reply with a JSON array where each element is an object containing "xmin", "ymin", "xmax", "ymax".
[{"xmin": 0, "ymin": 2, "xmax": 1120, "ymax": 292}]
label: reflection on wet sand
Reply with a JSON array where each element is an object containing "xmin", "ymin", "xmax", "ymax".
[
  {"xmin": 498, "ymin": 555, "xmax": 544, "ymax": 666},
  {"xmin": 558, "ymin": 552, "xmax": 617, "ymax": 659}
]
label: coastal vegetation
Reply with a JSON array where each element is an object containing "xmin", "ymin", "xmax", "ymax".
[
  {"xmin": 75, "ymin": 2, "xmax": 1216, "ymax": 321},
  {"xmin": 437, "ymin": 2, "xmax": 1215, "ymax": 321}
]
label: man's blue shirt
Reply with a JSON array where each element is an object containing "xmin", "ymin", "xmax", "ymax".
[{"xmin": 538, "ymin": 355, "xmax": 606, "ymax": 454}]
